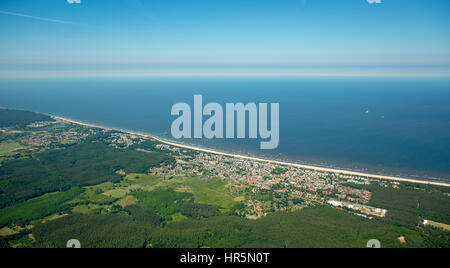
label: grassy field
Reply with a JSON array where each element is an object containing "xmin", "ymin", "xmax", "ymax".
[
  {"xmin": 47, "ymin": 173, "xmax": 239, "ymax": 219},
  {"xmin": 103, "ymin": 188, "xmax": 130, "ymax": 198},
  {"xmin": 427, "ymin": 220, "xmax": 450, "ymax": 232},
  {"xmin": 179, "ymin": 177, "xmax": 238, "ymax": 212},
  {"xmin": 0, "ymin": 142, "xmax": 23, "ymax": 155},
  {"xmin": 72, "ymin": 204, "xmax": 102, "ymax": 214},
  {"xmin": 0, "ymin": 142, "xmax": 26, "ymax": 165},
  {"xmin": 40, "ymin": 213, "xmax": 69, "ymax": 224},
  {"xmin": 170, "ymin": 212, "xmax": 188, "ymax": 223},
  {"xmin": 0, "ymin": 227, "xmax": 15, "ymax": 237},
  {"xmin": 62, "ymin": 173, "xmax": 242, "ymax": 223},
  {"xmin": 115, "ymin": 196, "xmax": 138, "ymax": 208},
  {"xmin": 80, "ymin": 173, "xmax": 241, "ymax": 212},
  {"xmin": 120, "ymin": 174, "xmax": 239, "ymax": 212},
  {"xmin": 67, "ymin": 185, "xmax": 116, "ymax": 206}
]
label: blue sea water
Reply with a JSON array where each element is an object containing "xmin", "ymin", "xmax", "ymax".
[{"xmin": 0, "ymin": 77, "xmax": 450, "ymax": 183}]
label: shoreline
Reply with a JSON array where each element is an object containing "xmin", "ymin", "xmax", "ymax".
[{"xmin": 52, "ymin": 115, "xmax": 450, "ymax": 188}]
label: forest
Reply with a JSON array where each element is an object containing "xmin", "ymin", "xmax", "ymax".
[
  {"xmin": 0, "ymin": 109, "xmax": 54, "ymax": 128},
  {"xmin": 0, "ymin": 139, "xmax": 174, "ymax": 209},
  {"xmin": 27, "ymin": 206, "xmax": 449, "ymax": 248}
]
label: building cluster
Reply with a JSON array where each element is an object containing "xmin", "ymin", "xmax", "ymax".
[
  {"xmin": 334, "ymin": 185, "xmax": 371, "ymax": 204},
  {"xmin": 146, "ymin": 143, "xmax": 389, "ymax": 219},
  {"xmin": 327, "ymin": 199, "xmax": 387, "ymax": 219},
  {"xmin": 105, "ymin": 133, "xmax": 141, "ymax": 148},
  {"xmin": 21, "ymin": 129, "xmax": 92, "ymax": 148},
  {"xmin": 26, "ymin": 121, "xmax": 58, "ymax": 128},
  {"xmin": 378, "ymin": 181, "xmax": 401, "ymax": 189}
]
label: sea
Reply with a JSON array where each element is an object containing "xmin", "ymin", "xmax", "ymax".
[{"xmin": 1, "ymin": 76, "xmax": 449, "ymax": 183}]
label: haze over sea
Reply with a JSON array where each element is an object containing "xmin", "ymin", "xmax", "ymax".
[{"xmin": 1, "ymin": 76, "xmax": 450, "ymax": 183}]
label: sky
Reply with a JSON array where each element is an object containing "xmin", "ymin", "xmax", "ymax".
[{"xmin": 0, "ymin": 0, "xmax": 449, "ymax": 76}]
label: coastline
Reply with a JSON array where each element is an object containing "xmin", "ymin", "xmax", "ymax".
[{"xmin": 52, "ymin": 115, "xmax": 450, "ymax": 188}]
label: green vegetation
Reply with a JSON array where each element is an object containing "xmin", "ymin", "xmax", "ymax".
[
  {"xmin": 0, "ymin": 230, "xmax": 32, "ymax": 248},
  {"xmin": 31, "ymin": 206, "xmax": 434, "ymax": 248},
  {"xmin": 124, "ymin": 205, "xmax": 162, "ymax": 226},
  {"xmin": 246, "ymin": 189, "xmax": 273, "ymax": 202},
  {"xmin": 181, "ymin": 177, "xmax": 238, "ymax": 212},
  {"xmin": 0, "ymin": 109, "xmax": 54, "ymax": 128},
  {"xmin": 0, "ymin": 238, "xmax": 11, "ymax": 248},
  {"xmin": 8, "ymin": 233, "xmax": 35, "ymax": 248},
  {"xmin": 33, "ymin": 214, "xmax": 150, "ymax": 248},
  {"xmin": 3, "ymin": 170, "xmax": 449, "ymax": 248},
  {"xmin": 427, "ymin": 221, "xmax": 450, "ymax": 232},
  {"xmin": 76, "ymin": 186, "xmax": 118, "ymax": 205},
  {"xmin": 109, "ymin": 174, "xmax": 240, "ymax": 213},
  {"xmin": 19, "ymin": 173, "xmax": 448, "ymax": 249},
  {"xmin": 0, "ymin": 141, "xmax": 173, "ymax": 208},
  {"xmin": 180, "ymin": 202, "xmax": 220, "ymax": 219},
  {"xmin": 72, "ymin": 204, "xmax": 101, "ymax": 215},
  {"xmin": 0, "ymin": 187, "xmax": 83, "ymax": 227},
  {"xmin": 346, "ymin": 182, "xmax": 450, "ymax": 228},
  {"xmin": 0, "ymin": 142, "xmax": 23, "ymax": 155},
  {"xmin": 271, "ymin": 167, "xmax": 288, "ymax": 175},
  {"xmin": 132, "ymin": 188, "xmax": 192, "ymax": 220}
]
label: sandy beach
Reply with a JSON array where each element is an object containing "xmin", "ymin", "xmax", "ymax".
[{"xmin": 52, "ymin": 115, "xmax": 450, "ymax": 188}]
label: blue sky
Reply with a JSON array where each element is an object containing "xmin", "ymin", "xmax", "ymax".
[{"xmin": 0, "ymin": 0, "xmax": 449, "ymax": 70}]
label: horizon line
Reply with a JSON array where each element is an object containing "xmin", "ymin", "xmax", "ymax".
[{"xmin": 1, "ymin": 69, "xmax": 450, "ymax": 79}]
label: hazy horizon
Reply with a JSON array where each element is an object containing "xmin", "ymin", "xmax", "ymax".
[
  {"xmin": 1, "ymin": 64, "xmax": 450, "ymax": 78},
  {"xmin": 1, "ymin": 0, "xmax": 449, "ymax": 69}
]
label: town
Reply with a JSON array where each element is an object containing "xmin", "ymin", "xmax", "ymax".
[
  {"xmin": 149, "ymin": 145, "xmax": 389, "ymax": 219},
  {"xmin": 1, "ymin": 118, "xmax": 390, "ymax": 220}
]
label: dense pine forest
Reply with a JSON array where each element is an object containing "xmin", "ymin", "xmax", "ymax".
[{"xmin": 0, "ymin": 109, "xmax": 54, "ymax": 128}]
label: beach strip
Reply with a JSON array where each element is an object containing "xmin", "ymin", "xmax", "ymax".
[{"xmin": 52, "ymin": 115, "xmax": 450, "ymax": 188}]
